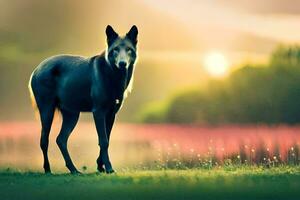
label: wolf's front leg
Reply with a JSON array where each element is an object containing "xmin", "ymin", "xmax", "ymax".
[{"xmin": 93, "ymin": 110, "xmax": 114, "ymax": 174}]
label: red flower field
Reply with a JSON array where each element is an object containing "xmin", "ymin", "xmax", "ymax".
[{"xmin": 0, "ymin": 122, "xmax": 299, "ymax": 171}]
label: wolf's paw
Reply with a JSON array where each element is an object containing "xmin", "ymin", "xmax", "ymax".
[
  {"xmin": 70, "ymin": 170, "xmax": 82, "ymax": 175},
  {"xmin": 97, "ymin": 167, "xmax": 105, "ymax": 173},
  {"xmin": 44, "ymin": 170, "xmax": 52, "ymax": 175},
  {"xmin": 105, "ymin": 168, "xmax": 115, "ymax": 174}
]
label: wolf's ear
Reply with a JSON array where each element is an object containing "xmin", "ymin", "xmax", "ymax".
[
  {"xmin": 126, "ymin": 25, "xmax": 138, "ymax": 45},
  {"xmin": 106, "ymin": 25, "xmax": 119, "ymax": 46}
]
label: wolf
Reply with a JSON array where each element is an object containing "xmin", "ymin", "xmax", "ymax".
[{"xmin": 28, "ymin": 25, "xmax": 138, "ymax": 174}]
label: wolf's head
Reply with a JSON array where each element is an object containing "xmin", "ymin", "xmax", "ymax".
[{"xmin": 105, "ymin": 25, "xmax": 138, "ymax": 70}]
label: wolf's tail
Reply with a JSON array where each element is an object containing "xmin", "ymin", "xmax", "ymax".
[{"xmin": 28, "ymin": 72, "xmax": 40, "ymax": 120}]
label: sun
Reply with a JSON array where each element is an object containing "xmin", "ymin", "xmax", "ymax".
[{"xmin": 203, "ymin": 52, "xmax": 229, "ymax": 77}]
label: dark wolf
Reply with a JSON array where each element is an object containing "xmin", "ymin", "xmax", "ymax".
[{"xmin": 28, "ymin": 25, "xmax": 138, "ymax": 174}]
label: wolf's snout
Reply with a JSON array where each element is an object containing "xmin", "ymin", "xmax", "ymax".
[{"xmin": 118, "ymin": 61, "xmax": 127, "ymax": 69}]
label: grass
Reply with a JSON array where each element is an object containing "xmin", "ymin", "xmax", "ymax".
[{"xmin": 1, "ymin": 166, "xmax": 300, "ymax": 200}]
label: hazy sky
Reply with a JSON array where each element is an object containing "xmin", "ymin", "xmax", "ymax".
[
  {"xmin": 141, "ymin": 0, "xmax": 300, "ymax": 64},
  {"xmin": 143, "ymin": 0, "xmax": 300, "ymax": 41},
  {"xmin": 1, "ymin": 0, "xmax": 300, "ymax": 65},
  {"xmin": 68, "ymin": 0, "xmax": 299, "ymax": 66},
  {"xmin": 0, "ymin": 0, "xmax": 300, "ymax": 120}
]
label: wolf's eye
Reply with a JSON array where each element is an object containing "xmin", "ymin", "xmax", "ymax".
[
  {"xmin": 127, "ymin": 49, "xmax": 132, "ymax": 55},
  {"xmin": 113, "ymin": 49, "xmax": 118, "ymax": 56},
  {"xmin": 113, "ymin": 47, "xmax": 120, "ymax": 53}
]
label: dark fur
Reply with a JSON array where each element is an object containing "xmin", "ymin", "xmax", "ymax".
[{"xmin": 29, "ymin": 25, "xmax": 138, "ymax": 174}]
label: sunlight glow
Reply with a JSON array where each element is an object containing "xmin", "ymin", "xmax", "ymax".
[{"xmin": 204, "ymin": 52, "xmax": 229, "ymax": 77}]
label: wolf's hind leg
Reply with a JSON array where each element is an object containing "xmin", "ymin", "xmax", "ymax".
[
  {"xmin": 56, "ymin": 109, "xmax": 80, "ymax": 174},
  {"xmin": 39, "ymin": 105, "xmax": 56, "ymax": 174}
]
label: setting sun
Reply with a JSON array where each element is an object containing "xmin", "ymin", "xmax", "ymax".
[{"xmin": 204, "ymin": 52, "xmax": 229, "ymax": 77}]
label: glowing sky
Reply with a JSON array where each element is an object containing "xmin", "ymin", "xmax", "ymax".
[
  {"xmin": 1, "ymin": 0, "xmax": 300, "ymax": 66},
  {"xmin": 140, "ymin": 0, "xmax": 300, "ymax": 65},
  {"xmin": 142, "ymin": 0, "xmax": 300, "ymax": 42}
]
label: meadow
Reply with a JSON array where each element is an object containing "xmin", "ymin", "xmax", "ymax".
[
  {"xmin": 1, "ymin": 122, "xmax": 300, "ymax": 200},
  {"xmin": 1, "ymin": 167, "xmax": 300, "ymax": 200}
]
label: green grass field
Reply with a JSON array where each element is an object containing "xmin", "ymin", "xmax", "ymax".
[{"xmin": 1, "ymin": 167, "xmax": 300, "ymax": 200}]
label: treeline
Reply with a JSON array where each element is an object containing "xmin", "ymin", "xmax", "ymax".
[{"xmin": 140, "ymin": 45, "xmax": 300, "ymax": 124}]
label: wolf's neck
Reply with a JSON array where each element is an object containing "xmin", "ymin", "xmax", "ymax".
[
  {"xmin": 102, "ymin": 56, "xmax": 132, "ymax": 100},
  {"xmin": 112, "ymin": 68, "xmax": 128, "ymax": 98}
]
